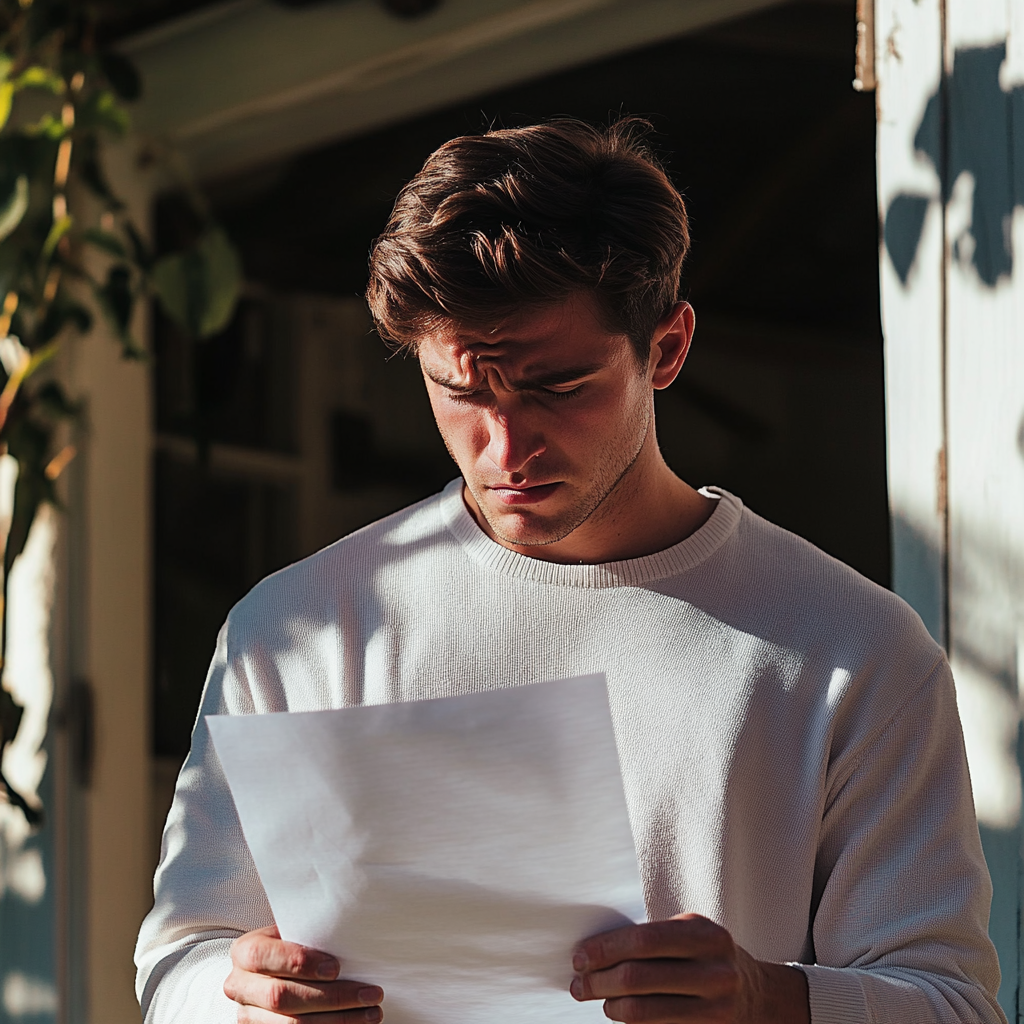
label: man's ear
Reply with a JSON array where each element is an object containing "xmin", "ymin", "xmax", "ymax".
[{"xmin": 649, "ymin": 301, "xmax": 695, "ymax": 390}]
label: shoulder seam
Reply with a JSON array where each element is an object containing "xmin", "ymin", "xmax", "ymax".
[{"xmin": 823, "ymin": 651, "xmax": 948, "ymax": 809}]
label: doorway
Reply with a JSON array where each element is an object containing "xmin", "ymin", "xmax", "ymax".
[{"xmin": 150, "ymin": 0, "xmax": 882, "ymax": 847}]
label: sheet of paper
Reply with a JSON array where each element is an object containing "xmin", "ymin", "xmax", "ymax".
[{"xmin": 207, "ymin": 674, "xmax": 646, "ymax": 1024}]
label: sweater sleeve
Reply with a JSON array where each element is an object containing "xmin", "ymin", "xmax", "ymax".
[
  {"xmin": 134, "ymin": 621, "xmax": 275, "ymax": 1024},
  {"xmin": 796, "ymin": 657, "xmax": 1006, "ymax": 1024}
]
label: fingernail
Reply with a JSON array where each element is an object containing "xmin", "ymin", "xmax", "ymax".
[
  {"xmin": 316, "ymin": 958, "xmax": 339, "ymax": 980},
  {"xmin": 572, "ymin": 951, "xmax": 588, "ymax": 972},
  {"xmin": 365, "ymin": 1008, "xmax": 383, "ymax": 1023},
  {"xmin": 359, "ymin": 986, "xmax": 384, "ymax": 1005},
  {"xmin": 570, "ymin": 976, "xmax": 584, "ymax": 1000}
]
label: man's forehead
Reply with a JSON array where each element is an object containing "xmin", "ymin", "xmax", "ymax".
[
  {"xmin": 438, "ymin": 304, "xmax": 588, "ymax": 345},
  {"xmin": 419, "ymin": 294, "xmax": 620, "ymax": 363},
  {"xmin": 421, "ymin": 332, "xmax": 591, "ymax": 386}
]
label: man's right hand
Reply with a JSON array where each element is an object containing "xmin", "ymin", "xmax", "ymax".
[{"xmin": 225, "ymin": 925, "xmax": 384, "ymax": 1022}]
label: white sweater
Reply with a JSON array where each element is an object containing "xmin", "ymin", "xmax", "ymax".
[{"xmin": 135, "ymin": 481, "xmax": 1005, "ymax": 1024}]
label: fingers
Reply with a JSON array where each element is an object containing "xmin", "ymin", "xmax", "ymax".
[
  {"xmin": 571, "ymin": 917, "xmax": 739, "ymax": 1022},
  {"xmin": 225, "ymin": 968, "xmax": 383, "ymax": 1015},
  {"xmin": 571, "ymin": 957, "xmax": 736, "ymax": 1002},
  {"xmin": 226, "ymin": 928, "xmax": 383, "ymax": 1018},
  {"xmin": 574, "ymin": 915, "xmax": 732, "ymax": 973},
  {"xmin": 231, "ymin": 926, "xmax": 340, "ymax": 981}
]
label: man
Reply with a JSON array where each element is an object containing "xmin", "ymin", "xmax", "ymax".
[{"xmin": 136, "ymin": 120, "xmax": 1005, "ymax": 1024}]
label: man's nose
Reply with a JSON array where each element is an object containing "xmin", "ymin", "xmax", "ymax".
[{"xmin": 484, "ymin": 405, "xmax": 546, "ymax": 475}]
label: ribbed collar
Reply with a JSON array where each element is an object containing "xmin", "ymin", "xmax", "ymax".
[{"xmin": 439, "ymin": 478, "xmax": 742, "ymax": 589}]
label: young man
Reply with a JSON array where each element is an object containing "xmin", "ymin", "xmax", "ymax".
[{"xmin": 136, "ymin": 120, "xmax": 1005, "ymax": 1024}]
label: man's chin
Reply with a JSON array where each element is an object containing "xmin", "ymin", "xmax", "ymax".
[
  {"xmin": 479, "ymin": 504, "xmax": 579, "ymax": 549},
  {"xmin": 463, "ymin": 481, "xmax": 586, "ymax": 548}
]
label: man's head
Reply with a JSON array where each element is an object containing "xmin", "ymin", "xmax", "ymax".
[
  {"xmin": 366, "ymin": 120, "xmax": 699, "ymax": 562},
  {"xmin": 366, "ymin": 118, "xmax": 690, "ymax": 363}
]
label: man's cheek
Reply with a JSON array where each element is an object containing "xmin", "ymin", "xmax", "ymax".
[
  {"xmin": 554, "ymin": 412, "xmax": 610, "ymax": 452},
  {"xmin": 435, "ymin": 417, "xmax": 487, "ymax": 472}
]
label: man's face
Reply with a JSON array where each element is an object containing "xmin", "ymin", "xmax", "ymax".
[{"xmin": 417, "ymin": 293, "xmax": 668, "ymax": 555}]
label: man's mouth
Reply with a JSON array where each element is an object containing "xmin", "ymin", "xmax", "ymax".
[{"xmin": 487, "ymin": 482, "xmax": 562, "ymax": 506}]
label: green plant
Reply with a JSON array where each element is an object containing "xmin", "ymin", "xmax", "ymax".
[{"xmin": 0, "ymin": 0, "xmax": 242, "ymax": 825}]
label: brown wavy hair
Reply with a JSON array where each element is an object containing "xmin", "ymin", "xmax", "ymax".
[{"xmin": 365, "ymin": 118, "xmax": 690, "ymax": 362}]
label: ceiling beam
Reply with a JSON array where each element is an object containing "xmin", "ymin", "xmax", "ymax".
[{"xmin": 123, "ymin": 0, "xmax": 790, "ymax": 180}]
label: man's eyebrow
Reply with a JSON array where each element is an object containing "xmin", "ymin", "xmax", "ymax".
[
  {"xmin": 422, "ymin": 364, "xmax": 601, "ymax": 392},
  {"xmin": 421, "ymin": 366, "xmax": 480, "ymax": 393}
]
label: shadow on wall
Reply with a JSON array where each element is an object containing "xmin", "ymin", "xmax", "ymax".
[
  {"xmin": 895, "ymin": 508, "xmax": 1023, "ymax": 1016},
  {"xmin": 885, "ymin": 43, "xmax": 1024, "ymax": 287},
  {"xmin": 893, "ymin": 510, "xmax": 1022, "ymax": 812}
]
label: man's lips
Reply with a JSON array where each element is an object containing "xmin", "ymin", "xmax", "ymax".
[{"xmin": 487, "ymin": 482, "xmax": 562, "ymax": 506}]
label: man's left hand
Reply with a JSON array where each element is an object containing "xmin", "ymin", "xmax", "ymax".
[{"xmin": 570, "ymin": 913, "xmax": 810, "ymax": 1023}]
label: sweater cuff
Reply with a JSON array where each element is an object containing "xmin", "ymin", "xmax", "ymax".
[{"xmin": 791, "ymin": 963, "xmax": 867, "ymax": 1024}]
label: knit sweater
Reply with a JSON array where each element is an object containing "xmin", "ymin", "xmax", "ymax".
[{"xmin": 135, "ymin": 481, "xmax": 1005, "ymax": 1024}]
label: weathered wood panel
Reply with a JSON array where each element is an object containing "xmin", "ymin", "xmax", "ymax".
[
  {"xmin": 944, "ymin": 0, "xmax": 1024, "ymax": 1015},
  {"xmin": 876, "ymin": 0, "xmax": 946, "ymax": 642},
  {"xmin": 882, "ymin": 0, "xmax": 1024, "ymax": 1015}
]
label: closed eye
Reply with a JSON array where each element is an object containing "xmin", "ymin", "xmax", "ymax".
[
  {"xmin": 441, "ymin": 382, "xmax": 587, "ymax": 402},
  {"xmin": 446, "ymin": 388, "xmax": 491, "ymax": 403},
  {"xmin": 543, "ymin": 384, "xmax": 586, "ymax": 400}
]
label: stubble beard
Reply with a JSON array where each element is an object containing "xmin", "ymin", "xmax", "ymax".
[{"xmin": 456, "ymin": 400, "xmax": 653, "ymax": 550}]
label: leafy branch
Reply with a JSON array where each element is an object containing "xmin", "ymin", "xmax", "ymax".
[{"xmin": 0, "ymin": 0, "xmax": 242, "ymax": 825}]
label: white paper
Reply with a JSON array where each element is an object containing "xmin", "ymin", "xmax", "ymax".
[{"xmin": 207, "ymin": 674, "xmax": 646, "ymax": 1024}]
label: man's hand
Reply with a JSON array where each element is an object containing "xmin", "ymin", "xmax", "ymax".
[
  {"xmin": 225, "ymin": 925, "xmax": 384, "ymax": 1023},
  {"xmin": 570, "ymin": 914, "xmax": 810, "ymax": 1023}
]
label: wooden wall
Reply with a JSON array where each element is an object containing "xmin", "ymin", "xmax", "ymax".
[{"xmin": 878, "ymin": 0, "xmax": 1024, "ymax": 1016}]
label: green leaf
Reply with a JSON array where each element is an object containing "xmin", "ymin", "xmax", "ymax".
[
  {"xmin": 33, "ymin": 379, "xmax": 79, "ymax": 419},
  {"xmin": 37, "ymin": 295, "xmax": 91, "ymax": 343},
  {"xmin": 4, "ymin": 420, "xmax": 54, "ymax": 581},
  {"xmin": 0, "ymin": 82, "xmax": 13, "ymax": 132},
  {"xmin": 98, "ymin": 51, "xmax": 141, "ymax": 102},
  {"xmin": 79, "ymin": 89, "xmax": 130, "ymax": 136},
  {"xmin": 150, "ymin": 248, "xmax": 199, "ymax": 335},
  {"xmin": 123, "ymin": 221, "xmax": 151, "ymax": 269},
  {"xmin": 0, "ymin": 55, "xmax": 13, "ymax": 84},
  {"xmin": 25, "ymin": 112, "xmax": 66, "ymax": 140},
  {"xmin": 151, "ymin": 227, "xmax": 242, "ymax": 339},
  {"xmin": 76, "ymin": 138, "xmax": 119, "ymax": 205},
  {"xmin": 13, "ymin": 66, "xmax": 64, "ymax": 94},
  {"xmin": 21, "ymin": 339, "xmax": 60, "ymax": 382},
  {"xmin": 27, "ymin": 0, "xmax": 71, "ymax": 49},
  {"xmin": 41, "ymin": 213, "xmax": 72, "ymax": 259},
  {"xmin": 4, "ymin": 469, "xmax": 50, "ymax": 584},
  {"xmin": 83, "ymin": 226, "xmax": 127, "ymax": 259},
  {"xmin": 0, "ymin": 243, "xmax": 19, "ymax": 297},
  {"xmin": 196, "ymin": 228, "xmax": 242, "ymax": 337},
  {"xmin": 0, "ymin": 134, "xmax": 58, "ymax": 181},
  {"xmin": 96, "ymin": 263, "xmax": 134, "ymax": 336},
  {"xmin": 0, "ymin": 176, "xmax": 28, "ymax": 242}
]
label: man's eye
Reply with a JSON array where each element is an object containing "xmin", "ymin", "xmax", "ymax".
[
  {"xmin": 544, "ymin": 385, "xmax": 586, "ymax": 401},
  {"xmin": 447, "ymin": 389, "xmax": 489, "ymax": 403}
]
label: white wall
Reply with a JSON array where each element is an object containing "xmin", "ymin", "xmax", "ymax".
[
  {"xmin": 64, "ymin": 144, "xmax": 155, "ymax": 1024},
  {"xmin": 878, "ymin": 0, "xmax": 1024, "ymax": 1015}
]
